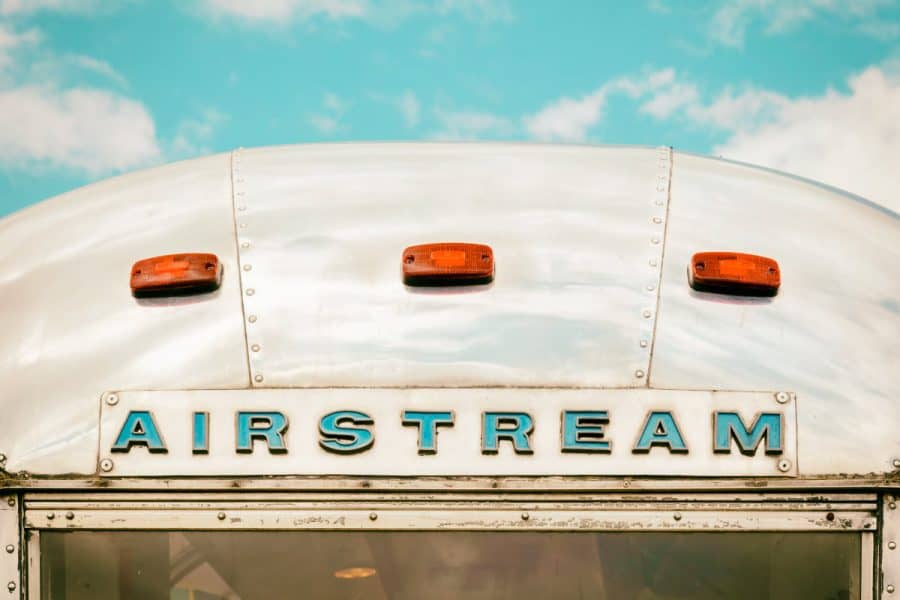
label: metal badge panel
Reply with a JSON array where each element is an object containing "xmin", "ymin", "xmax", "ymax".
[
  {"xmin": 652, "ymin": 152, "xmax": 900, "ymax": 475},
  {"xmin": 0, "ymin": 154, "xmax": 249, "ymax": 475},
  {"xmin": 97, "ymin": 388, "xmax": 797, "ymax": 478},
  {"xmin": 234, "ymin": 144, "xmax": 667, "ymax": 388}
]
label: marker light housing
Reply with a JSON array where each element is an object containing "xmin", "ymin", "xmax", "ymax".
[
  {"xmin": 402, "ymin": 243, "xmax": 494, "ymax": 286},
  {"xmin": 130, "ymin": 253, "xmax": 222, "ymax": 297},
  {"xmin": 688, "ymin": 252, "xmax": 780, "ymax": 296}
]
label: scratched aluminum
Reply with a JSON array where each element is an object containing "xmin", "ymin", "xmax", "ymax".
[{"xmin": 98, "ymin": 389, "xmax": 797, "ymax": 478}]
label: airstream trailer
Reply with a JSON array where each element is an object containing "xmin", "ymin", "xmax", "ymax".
[{"xmin": 0, "ymin": 143, "xmax": 897, "ymax": 598}]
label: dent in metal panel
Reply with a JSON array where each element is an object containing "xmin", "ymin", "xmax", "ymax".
[
  {"xmin": 652, "ymin": 152, "xmax": 900, "ymax": 475},
  {"xmin": 0, "ymin": 154, "xmax": 249, "ymax": 475},
  {"xmin": 0, "ymin": 495, "xmax": 19, "ymax": 598},
  {"xmin": 236, "ymin": 143, "xmax": 664, "ymax": 387}
]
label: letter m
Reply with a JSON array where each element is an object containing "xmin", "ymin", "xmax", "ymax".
[{"xmin": 714, "ymin": 412, "xmax": 783, "ymax": 456}]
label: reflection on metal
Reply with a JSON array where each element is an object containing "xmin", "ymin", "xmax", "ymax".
[
  {"xmin": 883, "ymin": 494, "xmax": 900, "ymax": 598},
  {"xmin": 97, "ymin": 388, "xmax": 798, "ymax": 477},
  {"xmin": 653, "ymin": 151, "xmax": 900, "ymax": 475},
  {"xmin": 0, "ymin": 495, "xmax": 19, "ymax": 599},
  {"xmin": 401, "ymin": 411, "xmax": 455, "ymax": 455}
]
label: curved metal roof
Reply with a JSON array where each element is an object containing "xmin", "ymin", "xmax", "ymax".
[{"xmin": 0, "ymin": 143, "xmax": 897, "ymax": 478}]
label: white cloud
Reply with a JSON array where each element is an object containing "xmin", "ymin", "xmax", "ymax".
[
  {"xmin": 0, "ymin": 85, "xmax": 160, "ymax": 174},
  {"xmin": 709, "ymin": 67, "xmax": 900, "ymax": 212},
  {"xmin": 524, "ymin": 91, "xmax": 606, "ymax": 142},
  {"xmin": 432, "ymin": 109, "xmax": 513, "ymax": 140},
  {"xmin": 0, "ymin": 23, "xmax": 197, "ymax": 175},
  {"xmin": 708, "ymin": 0, "xmax": 893, "ymax": 47},
  {"xmin": 308, "ymin": 92, "xmax": 348, "ymax": 134},
  {"xmin": 0, "ymin": 0, "xmax": 102, "ymax": 15},
  {"xmin": 169, "ymin": 108, "xmax": 228, "ymax": 159},
  {"xmin": 200, "ymin": 0, "xmax": 365, "ymax": 21},
  {"xmin": 640, "ymin": 82, "xmax": 699, "ymax": 119},
  {"xmin": 399, "ymin": 90, "xmax": 420, "ymax": 127},
  {"xmin": 525, "ymin": 69, "xmax": 676, "ymax": 142},
  {"xmin": 198, "ymin": 0, "xmax": 513, "ymax": 25},
  {"xmin": 0, "ymin": 23, "xmax": 39, "ymax": 67}
]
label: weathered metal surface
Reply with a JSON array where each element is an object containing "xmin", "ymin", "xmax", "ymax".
[
  {"xmin": 653, "ymin": 152, "xmax": 900, "ymax": 476},
  {"xmin": 883, "ymin": 493, "xmax": 900, "ymax": 598},
  {"xmin": 0, "ymin": 154, "xmax": 249, "ymax": 476},
  {"xmin": 97, "ymin": 388, "xmax": 797, "ymax": 478},
  {"xmin": 0, "ymin": 495, "xmax": 20, "ymax": 599},
  {"xmin": 23, "ymin": 502, "xmax": 875, "ymax": 532}
]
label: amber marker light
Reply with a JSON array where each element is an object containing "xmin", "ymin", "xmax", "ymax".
[
  {"xmin": 688, "ymin": 252, "xmax": 780, "ymax": 297},
  {"xmin": 130, "ymin": 253, "xmax": 222, "ymax": 297},
  {"xmin": 333, "ymin": 567, "xmax": 377, "ymax": 580},
  {"xmin": 402, "ymin": 242, "xmax": 494, "ymax": 286}
]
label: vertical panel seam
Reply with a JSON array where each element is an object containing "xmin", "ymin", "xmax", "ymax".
[
  {"xmin": 646, "ymin": 146, "xmax": 673, "ymax": 386},
  {"xmin": 228, "ymin": 148, "xmax": 253, "ymax": 387}
]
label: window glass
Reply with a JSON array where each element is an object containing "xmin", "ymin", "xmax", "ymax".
[{"xmin": 40, "ymin": 530, "xmax": 862, "ymax": 599}]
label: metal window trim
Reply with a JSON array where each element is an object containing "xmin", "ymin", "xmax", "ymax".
[
  {"xmin": 0, "ymin": 493, "xmax": 21, "ymax": 599},
  {"xmin": 20, "ymin": 491, "xmax": 881, "ymax": 599},
  {"xmin": 882, "ymin": 492, "xmax": 900, "ymax": 598}
]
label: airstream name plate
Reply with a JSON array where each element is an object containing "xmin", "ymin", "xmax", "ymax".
[{"xmin": 98, "ymin": 389, "xmax": 798, "ymax": 477}]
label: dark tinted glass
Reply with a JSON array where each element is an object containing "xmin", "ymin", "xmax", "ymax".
[{"xmin": 41, "ymin": 530, "xmax": 861, "ymax": 599}]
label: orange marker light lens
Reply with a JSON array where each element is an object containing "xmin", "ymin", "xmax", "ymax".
[
  {"xmin": 402, "ymin": 243, "xmax": 494, "ymax": 286},
  {"xmin": 130, "ymin": 253, "xmax": 222, "ymax": 297},
  {"xmin": 689, "ymin": 252, "xmax": 780, "ymax": 296}
]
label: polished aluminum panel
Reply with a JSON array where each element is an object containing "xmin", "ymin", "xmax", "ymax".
[
  {"xmin": 234, "ymin": 144, "xmax": 666, "ymax": 387},
  {"xmin": 0, "ymin": 154, "xmax": 249, "ymax": 475},
  {"xmin": 97, "ymin": 388, "xmax": 797, "ymax": 477},
  {"xmin": 652, "ymin": 152, "xmax": 900, "ymax": 475}
]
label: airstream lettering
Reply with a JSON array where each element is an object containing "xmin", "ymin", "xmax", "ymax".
[{"xmin": 107, "ymin": 406, "xmax": 786, "ymax": 459}]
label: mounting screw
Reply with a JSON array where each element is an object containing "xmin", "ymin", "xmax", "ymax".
[
  {"xmin": 65, "ymin": 511, "xmax": 74, "ymax": 521},
  {"xmin": 4, "ymin": 546, "xmax": 12, "ymax": 554},
  {"xmin": 46, "ymin": 513, "xmax": 54, "ymax": 520},
  {"xmin": 634, "ymin": 370, "xmax": 645, "ymax": 379},
  {"xmin": 251, "ymin": 344, "xmax": 261, "ymax": 352},
  {"xmin": 217, "ymin": 512, "xmax": 226, "ymax": 521},
  {"xmin": 254, "ymin": 374, "xmax": 264, "ymax": 383},
  {"xmin": 639, "ymin": 340, "xmax": 648, "ymax": 348},
  {"xmin": 889, "ymin": 541, "xmax": 897, "ymax": 550},
  {"xmin": 893, "ymin": 458, "xmax": 900, "ymax": 469},
  {"xmin": 245, "ymin": 288, "xmax": 255, "ymax": 296},
  {"xmin": 7, "ymin": 582, "xmax": 15, "ymax": 593},
  {"xmin": 248, "ymin": 315, "xmax": 257, "ymax": 323},
  {"xmin": 673, "ymin": 512, "xmax": 682, "ymax": 521},
  {"xmin": 775, "ymin": 392, "xmax": 791, "ymax": 404},
  {"xmin": 243, "ymin": 264, "xmax": 252, "ymax": 271},
  {"xmin": 369, "ymin": 512, "xmax": 378, "ymax": 521},
  {"xmin": 887, "ymin": 584, "xmax": 895, "ymax": 594},
  {"xmin": 521, "ymin": 512, "xmax": 530, "ymax": 521},
  {"xmin": 642, "ymin": 310, "xmax": 652, "ymax": 319},
  {"xmin": 99, "ymin": 458, "xmax": 114, "ymax": 473},
  {"xmin": 5, "ymin": 499, "xmax": 13, "ymax": 507},
  {"xmin": 778, "ymin": 459, "xmax": 792, "ymax": 473},
  {"xmin": 891, "ymin": 502, "xmax": 897, "ymax": 510}
]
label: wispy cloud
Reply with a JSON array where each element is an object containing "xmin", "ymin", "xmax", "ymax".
[
  {"xmin": 431, "ymin": 108, "xmax": 513, "ymax": 139},
  {"xmin": 0, "ymin": 22, "xmax": 169, "ymax": 175},
  {"xmin": 0, "ymin": 0, "xmax": 114, "ymax": 16},
  {"xmin": 707, "ymin": 0, "xmax": 895, "ymax": 47},
  {"xmin": 0, "ymin": 85, "xmax": 159, "ymax": 174},
  {"xmin": 371, "ymin": 89, "xmax": 421, "ymax": 127},
  {"xmin": 308, "ymin": 91, "xmax": 349, "ymax": 134},
  {"xmin": 524, "ymin": 69, "xmax": 673, "ymax": 142},
  {"xmin": 169, "ymin": 108, "xmax": 228, "ymax": 159},
  {"xmin": 197, "ymin": 0, "xmax": 513, "ymax": 25}
]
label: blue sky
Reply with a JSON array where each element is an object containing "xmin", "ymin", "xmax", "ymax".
[{"xmin": 0, "ymin": 0, "xmax": 898, "ymax": 216}]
